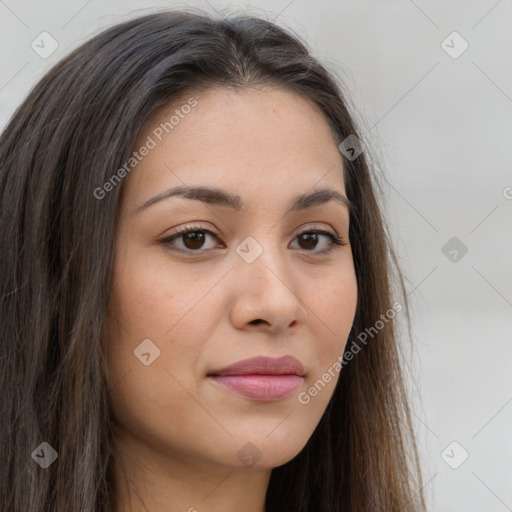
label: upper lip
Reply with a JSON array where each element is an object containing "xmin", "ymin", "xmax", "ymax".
[{"xmin": 208, "ymin": 355, "xmax": 305, "ymax": 377}]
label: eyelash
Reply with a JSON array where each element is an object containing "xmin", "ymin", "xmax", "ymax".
[{"xmin": 159, "ymin": 224, "xmax": 347, "ymax": 256}]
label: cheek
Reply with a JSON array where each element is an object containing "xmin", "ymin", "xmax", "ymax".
[
  {"xmin": 105, "ymin": 256, "xmax": 215, "ymax": 445},
  {"xmin": 106, "ymin": 248, "xmax": 227, "ymax": 399},
  {"xmin": 302, "ymin": 272, "xmax": 357, "ymax": 402},
  {"xmin": 110, "ymin": 247, "xmax": 219, "ymax": 342},
  {"xmin": 310, "ymin": 273, "xmax": 357, "ymax": 347}
]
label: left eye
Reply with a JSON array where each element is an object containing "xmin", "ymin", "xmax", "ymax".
[{"xmin": 160, "ymin": 227, "xmax": 345, "ymax": 254}]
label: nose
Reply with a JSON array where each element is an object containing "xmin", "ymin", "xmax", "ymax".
[{"xmin": 229, "ymin": 241, "xmax": 307, "ymax": 334}]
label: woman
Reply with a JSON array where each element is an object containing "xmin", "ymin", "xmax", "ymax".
[{"xmin": 0, "ymin": 9, "xmax": 426, "ymax": 512}]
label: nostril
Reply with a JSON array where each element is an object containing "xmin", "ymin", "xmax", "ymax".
[{"xmin": 249, "ymin": 319, "xmax": 263, "ymax": 325}]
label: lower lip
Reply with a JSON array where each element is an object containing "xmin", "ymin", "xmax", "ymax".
[{"xmin": 209, "ymin": 374, "xmax": 303, "ymax": 401}]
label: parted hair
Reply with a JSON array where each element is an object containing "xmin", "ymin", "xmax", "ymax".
[{"xmin": 0, "ymin": 9, "xmax": 426, "ymax": 512}]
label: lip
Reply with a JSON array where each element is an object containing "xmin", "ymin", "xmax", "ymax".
[
  {"xmin": 207, "ymin": 356, "xmax": 305, "ymax": 402},
  {"xmin": 209, "ymin": 355, "xmax": 305, "ymax": 377}
]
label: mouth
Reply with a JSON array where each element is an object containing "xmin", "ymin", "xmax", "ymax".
[{"xmin": 207, "ymin": 355, "xmax": 305, "ymax": 402}]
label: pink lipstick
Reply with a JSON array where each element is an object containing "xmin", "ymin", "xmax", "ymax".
[{"xmin": 207, "ymin": 355, "xmax": 305, "ymax": 402}]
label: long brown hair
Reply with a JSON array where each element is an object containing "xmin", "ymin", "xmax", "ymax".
[{"xmin": 0, "ymin": 9, "xmax": 426, "ymax": 511}]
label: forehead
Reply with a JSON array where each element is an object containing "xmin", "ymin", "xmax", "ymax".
[{"xmin": 124, "ymin": 86, "xmax": 346, "ymax": 209}]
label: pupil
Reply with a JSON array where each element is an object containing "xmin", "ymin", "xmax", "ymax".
[
  {"xmin": 184, "ymin": 231, "xmax": 205, "ymax": 249},
  {"xmin": 300, "ymin": 233, "xmax": 317, "ymax": 250}
]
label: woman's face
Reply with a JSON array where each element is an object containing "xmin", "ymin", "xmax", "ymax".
[{"xmin": 106, "ymin": 86, "xmax": 357, "ymax": 473}]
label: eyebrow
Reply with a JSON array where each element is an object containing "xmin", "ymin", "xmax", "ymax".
[{"xmin": 133, "ymin": 184, "xmax": 353, "ymax": 216}]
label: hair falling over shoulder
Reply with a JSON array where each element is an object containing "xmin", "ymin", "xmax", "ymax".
[{"xmin": 0, "ymin": 9, "xmax": 426, "ymax": 512}]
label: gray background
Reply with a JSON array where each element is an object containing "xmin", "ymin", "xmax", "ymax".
[{"xmin": 1, "ymin": 1, "xmax": 511, "ymax": 510}]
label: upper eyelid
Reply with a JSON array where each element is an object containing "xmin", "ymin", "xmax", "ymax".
[{"xmin": 167, "ymin": 223, "xmax": 338, "ymax": 240}]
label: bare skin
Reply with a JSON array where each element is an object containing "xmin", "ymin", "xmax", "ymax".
[{"xmin": 106, "ymin": 86, "xmax": 358, "ymax": 512}]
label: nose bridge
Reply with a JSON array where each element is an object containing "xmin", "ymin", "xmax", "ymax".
[
  {"xmin": 233, "ymin": 232, "xmax": 301, "ymax": 306},
  {"xmin": 227, "ymin": 222, "xmax": 310, "ymax": 332}
]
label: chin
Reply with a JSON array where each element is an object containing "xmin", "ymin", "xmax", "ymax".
[{"xmin": 226, "ymin": 429, "xmax": 310, "ymax": 470}]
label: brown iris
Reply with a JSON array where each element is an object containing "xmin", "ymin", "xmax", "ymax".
[{"xmin": 182, "ymin": 231, "xmax": 206, "ymax": 250}]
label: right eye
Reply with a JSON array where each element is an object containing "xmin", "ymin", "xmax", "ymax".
[{"xmin": 159, "ymin": 226, "xmax": 223, "ymax": 254}]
